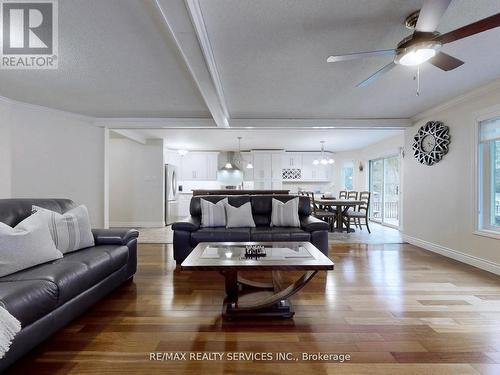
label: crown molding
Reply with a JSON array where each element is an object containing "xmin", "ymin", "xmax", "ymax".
[
  {"xmin": 110, "ymin": 129, "xmax": 148, "ymax": 144},
  {"xmin": 94, "ymin": 117, "xmax": 216, "ymax": 128},
  {"xmin": 0, "ymin": 95, "xmax": 94, "ymax": 123},
  {"xmin": 411, "ymin": 77, "xmax": 500, "ymax": 123}
]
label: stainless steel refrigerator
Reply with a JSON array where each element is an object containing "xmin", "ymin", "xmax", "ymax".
[{"xmin": 165, "ymin": 164, "xmax": 179, "ymax": 225}]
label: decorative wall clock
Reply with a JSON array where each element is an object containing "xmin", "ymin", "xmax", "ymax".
[{"xmin": 412, "ymin": 121, "xmax": 450, "ymax": 166}]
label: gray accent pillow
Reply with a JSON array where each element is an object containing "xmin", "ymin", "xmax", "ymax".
[
  {"xmin": 0, "ymin": 211, "xmax": 63, "ymax": 278},
  {"xmin": 32, "ymin": 205, "xmax": 95, "ymax": 253},
  {"xmin": 225, "ymin": 202, "xmax": 256, "ymax": 228},
  {"xmin": 271, "ymin": 198, "xmax": 301, "ymax": 227},
  {"xmin": 200, "ymin": 198, "xmax": 228, "ymax": 228}
]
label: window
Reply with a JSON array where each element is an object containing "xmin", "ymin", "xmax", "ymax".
[
  {"xmin": 341, "ymin": 161, "xmax": 354, "ymax": 190},
  {"xmin": 369, "ymin": 156, "xmax": 400, "ymax": 228},
  {"xmin": 478, "ymin": 117, "xmax": 500, "ymax": 233}
]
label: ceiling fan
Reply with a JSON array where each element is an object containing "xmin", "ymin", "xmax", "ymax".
[{"xmin": 326, "ymin": 0, "xmax": 500, "ymax": 87}]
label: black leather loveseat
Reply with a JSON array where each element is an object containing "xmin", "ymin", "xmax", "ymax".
[
  {"xmin": 0, "ymin": 199, "xmax": 138, "ymax": 371},
  {"xmin": 172, "ymin": 195, "xmax": 329, "ymax": 262}
]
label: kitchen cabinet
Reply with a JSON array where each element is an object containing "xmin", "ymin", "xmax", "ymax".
[
  {"xmin": 299, "ymin": 153, "xmax": 332, "ymax": 182},
  {"xmin": 271, "ymin": 153, "xmax": 283, "ymax": 180},
  {"xmin": 180, "ymin": 152, "xmax": 219, "ymax": 181},
  {"xmin": 252, "ymin": 152, "xmax": 284, "ymax": 190},
  {"xmin": 283, "ymin": 152, "xmax": 302, "ymax": 169},
  {"xmin": 252, "ymin": 153, "xmax": 272, "ymax": 180},
  {"xmin": 165, "ymin": 150, "xmax": 181, "ymax": 167},
  {"xmin": 206, "ymin": 153, "xmax": 218, "ymax": 180},
  {"xmin": 241, "ymin": 152, "xmax": 254, "ymax": 181}
]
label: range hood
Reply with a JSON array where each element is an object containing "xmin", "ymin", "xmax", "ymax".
[
  {"xmin": 220, "ymin": 151, "xmax": 242, "ymax": 171},
  {"xmin": 217, "ymin": 151, "xmax": 243, "ymax": 187}
]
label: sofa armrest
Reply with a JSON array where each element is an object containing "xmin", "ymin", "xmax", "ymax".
[
  {"xmin": 172, "ymin": 216, "xmax": 201, "ymax": 232},
  {"xmin": 300, "ymin": 216, "xmax": 329, "ymax": 232},
  {"xmin": 92, "ymin": 228, "xmax": 139, "ymax": 246}
]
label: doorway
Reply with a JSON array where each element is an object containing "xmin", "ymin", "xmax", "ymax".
[{"xmin": 369, "ymin": 155, "xmax": 400, "ymax": 228}]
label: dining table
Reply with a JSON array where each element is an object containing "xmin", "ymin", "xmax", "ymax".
[{"xmin": 315, "ymin": 198, "xmax": 364, "ymax": 232}]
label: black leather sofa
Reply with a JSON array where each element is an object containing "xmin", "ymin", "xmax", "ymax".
[
  {"xmin": 0, "ymin": 199, "xmax": 138, "ymax": 371},
  {"xmin": 172, "ymin": 195, "xmax": 329, "ymax": 262}
]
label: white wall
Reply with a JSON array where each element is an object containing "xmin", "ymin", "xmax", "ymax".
[
  {"xmin": 109, "ymin": 137, "xmax": 164, "ymax": 227},
  {"xmin": 1, "ymin": 99, "xmax": 106, "ymax": 226},
  {"xmin": 333, "ymin": 134, "xmax": 405, "ymax": 193},
  {"xmin": 0, "ymin": 101, "xmax": 12, "ymax": 198},
  {"xmin": 403, "ymin": 82, "xmax": 500, "ymax": 273}
]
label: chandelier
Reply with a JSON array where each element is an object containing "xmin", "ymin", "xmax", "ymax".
[{"xmin": 313, "ymin": 141, "xmax": 335, "ymax": 165}]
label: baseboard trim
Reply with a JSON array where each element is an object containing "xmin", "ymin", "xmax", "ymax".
[
  {"xmin": 403, "ymin": 234, "xmax": 500, "ymax": 276},
  {"xmin": 110, "ymin": 221, "xmax": 165, "ymax": 228}
]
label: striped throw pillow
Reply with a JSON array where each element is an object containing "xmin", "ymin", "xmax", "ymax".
[
  {"xmin": 32, "ymin": 205, "xmax": 95, "ymax": 253},
  {"xmin": 271, "ymin": 198, "xmax": 301, "ymax": 227},
  {"xmin": 200, "ymin": 198, "xmax": 228, "ymax": 228}
]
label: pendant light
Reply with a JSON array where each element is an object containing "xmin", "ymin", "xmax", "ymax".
[
  {"xmin": 238, "ymin": 136, "xmax": 253, "ymax": 169},
  {"xmin": 313, "ymin": 141, "xmax": 335, "ymax": 165}
]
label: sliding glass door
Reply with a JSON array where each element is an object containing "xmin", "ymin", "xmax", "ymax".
[{"xmin": 369, "ymin": 155, "xmax": 400, "ymax": 228}]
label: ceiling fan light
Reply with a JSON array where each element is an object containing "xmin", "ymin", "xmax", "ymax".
[
  {"xmin": 320, "ymin": 159, "xmax": 328, "ymax": 165},
  {"xmin": 328, "ymin": 158, "xmax": 335, "ymax": 164},
  {"xmin": 395, "ymin": 41, "xmax": 441, "ymax": 66},
  {"xmin": 312, "ymin": 159, "xmax": 320, "ymax": 165}
]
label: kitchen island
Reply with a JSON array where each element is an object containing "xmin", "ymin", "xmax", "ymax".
[{"xmin": 192, "ymin": 189, "xmax": 290, "ymax": 196}]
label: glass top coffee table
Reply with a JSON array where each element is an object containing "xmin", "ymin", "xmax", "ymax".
[{"xmin": 181, "ymin": 242, "xmax": 334, "ymax": 319}]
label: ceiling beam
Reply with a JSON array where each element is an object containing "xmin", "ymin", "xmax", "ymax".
[
  {"xmin": 185, "ymin": 0, "xmax": 229, "ymax": 120},
  {"xmin": 229, "ymin": 118, "xmax": 412, "ymax": 129},
  {"xmin": 154, "ymin": 0, "xmax": 229, "ymax": 128},
  {"xmin": 94, "ymin": 117, "xmax": 410, "ymax": 129}
]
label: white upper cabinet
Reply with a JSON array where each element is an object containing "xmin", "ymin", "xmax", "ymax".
[
  {"xmin": 206, "ymin": 153, "xmax": 218, "ymax": 180},
  {"xmin": 271, "ymin": 153, "xmax": 283, "ymax": 180},
  {"xmin": 241, "ymin": 152, "xmax": 254, "ymax": 181},
  {"xmin": 252, "ymin": 152, "xmax": 272, "ymax": 180},
  {"xmin": 283, "ymin": 152, "xmax": 302, "ymax": 169},
  {"xmin": 181, "ymin": 152, "xmax": 219, "ymax": 181}
]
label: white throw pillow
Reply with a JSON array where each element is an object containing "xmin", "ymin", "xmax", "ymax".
[
  {"xmin": 225, "ymin": 202, "xmax": 256, "ymax": 228},
  {"xmin": 0, "ymin": 211, "xmax": 63, "ymax": 278},
  {"xmin": 200, "ymin": 198, "xmax": 228, "ymax": 228},
  {"xmin": 32, "ymin": 205, "xmax": 95, "ymax": 253},
  {"xmin": 271, "ymin": 198, "xmax": 301, "ymax": 227}
]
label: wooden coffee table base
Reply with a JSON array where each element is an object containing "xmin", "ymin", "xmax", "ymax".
[{"xmin": 220, "ymin": 270, "xmax": 318, "ymax": 319}]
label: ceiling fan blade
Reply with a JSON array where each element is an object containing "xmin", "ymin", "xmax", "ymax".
[
  {"xmin": 327, "ymin": 49, "xmax": 396, "ymax": 62},
  {"xmin": 428, "ymin": 51, "xmax": 464, "ymax": 71},
  {"xmin": 356, "ymin": 62, "xmax": 396, "ymax": 88},
  {"xmin": 415, "ymin": 0, "xmax": 452, "ymax": 32},
  {"xmin": 435, "ymin": 12, "xmax": 500, "ymax": 44}
]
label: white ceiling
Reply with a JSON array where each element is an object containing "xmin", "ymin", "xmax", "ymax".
[
  {"xmin": 0, "ymin": 0, "xmax": 209, "ymax": 117},
  {"xmin": 199, "ymin": 0, "xmax": 500, "ymax": 119},
  {"xmin": 137, "ymin": 128, "xmax": 403, "ymax": 152},
  {"xmin": 0, "ymin": 0, "xmax": 499, "ymax": 121}
]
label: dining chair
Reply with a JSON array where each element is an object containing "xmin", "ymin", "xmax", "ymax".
[
  {"xmin": 344, "ymin": 191, "xmax": 371, "ymax": 233},
  {"xmin": 309, "ymin": 192, "xmax": 336, "ymax": 230},
  {"xmin": 347, "ymin": 191, "xmax": 358, "ymax": 200},
  {"xmin": 339, "ymin": 190, "xmax": 347, "ymax": 199}
]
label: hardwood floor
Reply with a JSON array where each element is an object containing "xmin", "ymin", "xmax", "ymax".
[{"xmin": 6, "ymin": 242, "xmax": 500, "ymax": 375}]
